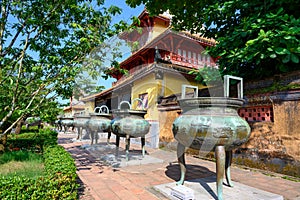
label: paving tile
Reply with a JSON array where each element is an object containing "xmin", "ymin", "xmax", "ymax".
[
  {"xmin": 95, "ymin": 189, "xmax": 120, "ymax": 200},
  {"xmin": 57, "ymin": 133, "xmax": 300, "ymax": 200},
  {"xmin": 137, "ymin": 191, "xmax": 161, "ymax": 200},
  {"xmin": 116, "ymin": 189, "xmax": 140, "ymax": 200}
]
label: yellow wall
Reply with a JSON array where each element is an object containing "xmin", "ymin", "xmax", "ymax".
[
  {"xmin": 132, "ymin": 73, "xmax": 160, "ymax": 120},
  {"xmin": 131, "ymin": 72, "xmax": 204, "ymax": 121},
  {"xmin": 152, "ymin": 21, "xmax": 168, "ymax": 41},
  {"xmin": 84, "ymin": 100, "xmax": 95, "ymax": 113},
  {"xmin": 164, "ymin": 73, "xmax": 203, "ymax": 97}
]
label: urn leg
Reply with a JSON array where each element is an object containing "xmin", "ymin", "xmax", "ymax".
[
  {"xmin": 76, "ymin": 128, "xmax": 80, "ymax": 140},
  {"xmin": 95, "ymin": 131, "xmax": 98, "ymax": 144},
  {"xmin": 90, "ymin": 130, "xmax": 94, "ymax": 145},
  {"xmin": 80, "ymin": 127, "xmax": 83, "ymax": 140},
  {"xmin": 225, "ymin": 150, "xmax": 234, "ymax": 187},
  {"xmin": 115, "ymin": 135, "xmax": 120, "ymax": 157},
  {"xmin": 215, "ymin": 145, "xmax": 225, "ymax": 200},
  {"xmin": 177, "ymin": 143, "xmax": 186, "ymax": 185},
  {"xmin": 107, "ymin": 131, "xmax": 111, "ymax": 144},
  {"xmin": 116, "ymin": 135, "xmax": 120, "ymax": 147},
  {"xmin": 125, "ymin": 134, "xmax": 130, "ymax": 161},
  {"xmin": 141, "ymin": 137, "xmax": 145, "ymax": 157}
]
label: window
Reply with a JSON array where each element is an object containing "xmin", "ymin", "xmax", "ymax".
[
  {"xmin": 188, "ymin": 51, "xmax": 191, "ymax": 63},
  {"xmin": 206, "ymin": 55, "xmax": 211, "ymax": 66},
  {"xmin": 138, "ymin": 93, "xmax": 148, "ymax": 109},
  {"xmin": 177, "ymin": 49, "xmax": 181, "ymax": 55},
  {"xmin": 193, "ymin": 52, "xmax": 197, "ymax": 64},
  {"xmin": 183, "ymin": 50, "xmax": 186, "ymax": 62},
  {"xmin": 198, "ymin": 53, "xmax": 202, "ymax": 64},
  {"xmin": 177, "ymin": 49, "xmax": 182, "ymax": 61}
]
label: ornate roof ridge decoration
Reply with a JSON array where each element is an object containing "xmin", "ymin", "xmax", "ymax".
[{"xmin": 179, "ymin": 30, "xmax": 216, "ymax": 46}]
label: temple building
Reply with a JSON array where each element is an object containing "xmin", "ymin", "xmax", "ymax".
[
  {"xmin": 80, "ymin": 9, "xmax": 217, "ymax": 148},
  {"xmin": 65, "ymin": 9, "xmax": 300, "ymax": 167}
]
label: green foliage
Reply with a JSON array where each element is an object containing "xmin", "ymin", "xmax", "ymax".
[
  {"xmin": 6, "ymin": 128, "xmax": 58, "ymax": 152},
  {"xmin": 188, "ymin": 66, "xmax": 222, "ymax": 86},
  {"xmin": 0, "ymin": 150, "xmax": 43, "ymax": 164},
  {"xmin": 0, "ymin": 160, "xmax": 44, "ymax": 179},
  {"xmin": 0, "ymin": 0, "xmax": 132, "ymax": 134},
  {"xmin": 0, "ymin": 129, "xmax": 78, "ymax": 199},
  {"xmin": 34, "ymin": 101, "xmax": 63, "ymax": 123},
  {"xmin": 0, "ymin": 151, "xmax": 44, "ymax": 179},
  {"xmin": 127, "ymin": 0, "xmax": 300, "ymax": 80}
]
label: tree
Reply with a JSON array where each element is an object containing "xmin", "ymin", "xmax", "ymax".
[
  {"xmin": 126, "ymin": 0, "xmax": 300, "ymax": 79},
  {"xmin": 0, "ymin": 0, "xmax": 131, "ymax": 145}
]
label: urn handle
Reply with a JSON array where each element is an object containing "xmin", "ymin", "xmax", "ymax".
[
  {"xmin": 119, "ymin": 101, "xmax": 131, "ymax": 109},
  {"xmin": 224, "ymin": 75, "xmax": 243, "ymax": 98},
  {"xmin": 118, "ymin": 98, "xmax": 145, "ymax": 110},
  {"xmin": 94, "ymin": 105, "xmax": 110, "ymax": 114},
  {"xmin": 132, "ymin": 98, "xmax": 145, "ymax": 110}
]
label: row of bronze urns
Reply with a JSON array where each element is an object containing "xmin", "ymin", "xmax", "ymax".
[{"xmin": 57, "ymin": 100, "xmax": 150, "ymax": 161}]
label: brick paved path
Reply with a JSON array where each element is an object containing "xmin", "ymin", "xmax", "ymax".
[{"xmin": 58, "ymin": 133, "xmax": 300, "ymax": 200}]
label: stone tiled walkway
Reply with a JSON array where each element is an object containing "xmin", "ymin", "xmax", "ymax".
[{"xmin": 58, "ymin": 133, "xmax": 300, "ymax": 200}]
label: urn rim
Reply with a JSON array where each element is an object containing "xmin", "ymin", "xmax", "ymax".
[
  {"xmin": 112, "ymin": 109, "xmax": 147, "ymax": 115},
  {"xmin": 74, "ymin": 115, "xmax": 90, "ymax": 119},
  {"xmin": 178, "ymin": 97, "xmax": 245, "ymax": 108},
  {"xmin": 60, "ymin": 117, "xmax": 74, "ymax": 120},
  {"xmin": 89, "ymin": 113, "xmax": 111, "ymax": 117}
]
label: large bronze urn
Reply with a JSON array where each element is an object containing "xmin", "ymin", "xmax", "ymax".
[
  {"xmin": 87, "ymin": 105, "xmax": 112, "ymax": 145},
  {"xmin": 60, "ymin": 116, "xmax": 74, "ymax": 133},
  {"xmin": 111, "ymin": 99, "xmax": 150, "ymax": 161},
  {"xmin": 73, "ymin": 112, "xmax": 90, "ymax": 141},
  {"xmin": 172, "ymin": 77, "xmax": 251, "ymax": 200},
  {"xmin": 55, "ymin": 115, "xmax": 63, "ymax": 131}
]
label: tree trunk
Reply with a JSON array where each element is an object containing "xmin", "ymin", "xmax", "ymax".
[
  {"xmin": 0, "ymin": 134, "xmax": 7, "ymax": 152},
  {"xmin": 14, "ymin": 120, "xmax": 22, "ymax": 134}
]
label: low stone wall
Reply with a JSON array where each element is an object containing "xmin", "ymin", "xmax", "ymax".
[
  {"xmin": 273, "ymin": 100, "xmax": 300, "ymax": 161},
  {"xmin": 158, "ymin": 101, "xmax": 300, "ymax": 162},
  {"xmin": 158, "ymin": 108, "xmax": 180, "ymax": 143},
  {"xmin": 238, "ymin": 122, "xmax": 294, "ymax": 160},
  {"xmin": 157, "ymin": 71, "xmax": 300, "ymax": 163}
]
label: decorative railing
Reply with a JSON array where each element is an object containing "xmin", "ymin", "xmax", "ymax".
[{"xmin": 170, "ymin": 54, "xmax": 217, "ymax": 68}]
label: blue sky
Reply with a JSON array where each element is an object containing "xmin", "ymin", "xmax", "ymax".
[
  {"xmin": 58, "ymin": 1, "xmax": 145, "ymax": 104},
  {"xmin": 96, "ymin": 1, "xmax": 144, "ymax": 89},
  {"xmin": 105, "ymin": 0, "xmax": 144, "ymax": 24}
]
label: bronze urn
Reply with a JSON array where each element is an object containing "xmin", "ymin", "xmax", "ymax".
[
  {"xmin": 111, "ymin": 99, "xmax": 150, "ymax": 161},
  {"xmin": 87, "ymin": 105, "xmax": 112, "ymax": 145},
  {"xmin": 172, "ymin": 76, "xmax": 251, "ymax": 200},
  {"xmin": 73, "ymin": 112, "xmax": 90, "ymax": 141}
]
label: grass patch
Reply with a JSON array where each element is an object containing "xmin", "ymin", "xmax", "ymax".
[{"xmin": 0, "ymin": 151, "xmax": 44, "ymax": 178}]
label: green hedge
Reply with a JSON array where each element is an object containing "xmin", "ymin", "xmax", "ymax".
[
  {"xmin": 0, "ymin": 130, "xmax": 78, "ymax": 199},
  {"xmin": 6, "ymin": 128, "xmax": 57, "ymax": 152}
]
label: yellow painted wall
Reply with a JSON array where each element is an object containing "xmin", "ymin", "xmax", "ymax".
[
  {"xmin": 131, "ymin": 72, "xmax": 204, "ymax": 121},
  {"xmin": 132, "ymin": 73, "xmax": 160, "ymax": 120},
  {"xmin": 84, "ymin": 100, "xmax": 95, "ymax": 114},
  {"xmin": 152, "ymin": 21, "xmax": 168, "ymax": 41},
  {"xmin": 164, "ymin": 73, "xmax": 203, "ymax": 97}
]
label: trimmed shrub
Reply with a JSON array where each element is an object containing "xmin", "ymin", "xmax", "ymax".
[
  {"xmin": 6, "ymin": 128, "xmax": 57, "ymax": 152},
  {"xmin": 0, "ymin": 129, "xmax": 78, "ymax": 199}
]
